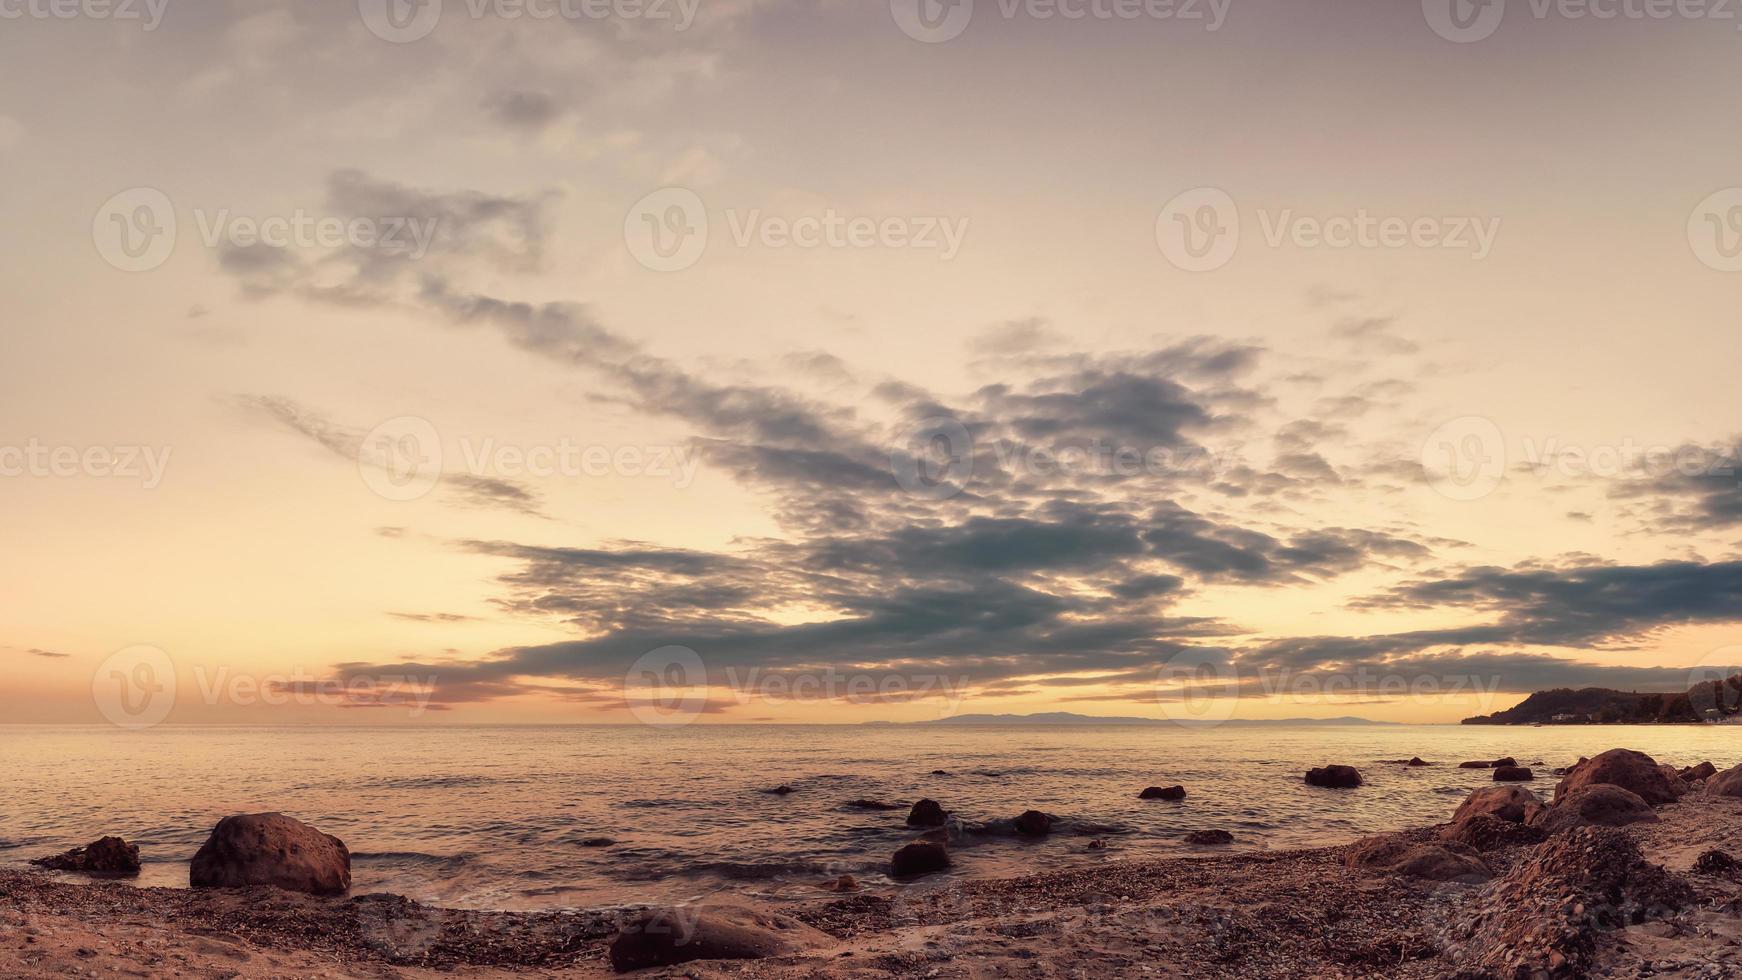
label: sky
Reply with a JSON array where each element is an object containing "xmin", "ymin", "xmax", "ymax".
[{"xmin": 3, "ymin": 0, "xmax": 1742, "ymax": 725}]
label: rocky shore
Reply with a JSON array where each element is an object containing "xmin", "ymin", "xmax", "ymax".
[{"xmin": 7, "ymin": 750, "xmax": 1742, "ymax": 978}]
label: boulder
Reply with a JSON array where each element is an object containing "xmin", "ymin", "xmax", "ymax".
[
  {"xmin": 189, "ymin": 813, "xmax": 350, "ymax": 895},
  {"xmin": 1139, "ymin": 785, "xmax": 1186, "ymax": 801},
  {"xmin": 29, "ymin": 836, "xmax": 140, "ymax": 876},
  {"xmin": 1345, "ymin": 834, "xmax": 1489, "ymax": 882},
  {"xmin": 1493, "ymin": 766, "xmax": 1534, "ymax": 782},
  {"xmin": 1656, "ymin": 765, "xmax": 1690, "ymax": 797},
  {"xmin": 761, "ymin": 785, "xmax": 796, "ymax": 795},
  {"xmin": 1706, "ymin": 763, "xmax": 1742, "ymax": 798},
  {"xmin": 1185, "ymin": 829, "xmax": 1234, "ymax": 845},
  {"xmin": 1439, "ymin": 813, "xmax": 1544, "ymax": 851},
  {"xmin": 579, "ymin": 837, "xmax": 616, "ymax": 847},
  {"xmin": 1304, "ymin": 765, "xmax": 1362, "ymax": 788},
  {"xmin": 890, "ymin": 840, "xmax": 950, "ymax": 877},
  {"xmin": 1013, "ymin": 810, "xmax": 1053, "ymax": 836},
  {"xmin": 1553, "ymin": 748, "xmax": 1680, "ymax": 805},
  {"xmin": 1407, "ymin": 757, "xmax": 1429, "ymax": 767},
  {"xmin": 1453, "ymin": 827, "xmax": 1691, "ymax": 978},
  {"xmin": 607, "ymin": 905, "xmax": 829, "ymax": 972},
  {"xmin": 1451, "ymin": 785, "xmax": 1541, "ymax": 824},
  {"xmin": 1680, "ymin": 761, "xmax": 1718, "ymax": 782},
  {"xmin": 819, "ymin": 874, "xmax": 859, "ymax": 893},
  {"xmin": 1529, "ymin": 784, "xmax": 1658, "ymax": 835},
  {"xmin": 906, "ymin": 798, "xmax": 948, "ymax": 827}
]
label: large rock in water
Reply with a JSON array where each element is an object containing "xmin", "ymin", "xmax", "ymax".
[
  {"xmin": 890, "ymin": 839, "xmax": 950, "ymax": 877},
  {"xmin": 1139, "ymin": 785, "xmax": 1186, "ymax": 801},
  {"xmin": 1706, "ymin": 764, "xmax": 1742, "ymax": 798},
  {"xmin": 1304, "ymin": 765, "xmax": 1362, "ymax": 788},
  {"xmin": 189, "ymin": 813, "xmax": 350, "ymax": 895},
  {"xmin": 30, "ymin": 836, "xmax": 140, "ymax": 876},
  {"xmin": 906, "ymin": 798, "xmax": 948, "ymax": 827},
  {"xmin": 1013, "ymin": 810, "xmax": 1053, "ymax": 836},
  {"xmin": 1493, "ymin": 765, "xmax": 1534, "ymax": 782},
  {"xmin": 1451, "ymin": 785, "xmax": 1541, "ymax": 824},
  {"xmin": 607, "ymin": 905, "xmax": 829, "ymax": 972},
  {"xmin": 1553, "ymin": 748, "xmax": 1680, "ymax": 805},
  {"xmin": 1529, "ymin": 784, "xmax": 1659, "ymax": 835}
]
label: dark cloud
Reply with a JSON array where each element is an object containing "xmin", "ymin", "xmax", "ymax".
[
  {"xmin": 1610, "ymin": 440, "xmax": 1742, "ymax": 531},
  {"xmin": 481, "ymin": 90, "xmax": 562, "ymax": 132}
]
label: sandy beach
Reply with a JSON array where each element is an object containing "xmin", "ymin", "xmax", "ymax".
[{"xmin": 8, "ymin": 757, "xmax": 1742, "ymax": 979}]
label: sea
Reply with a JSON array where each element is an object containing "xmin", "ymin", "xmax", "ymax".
[{"xmin": 1, "ymin": 723, "xmax": 1733, "ymax": 911}]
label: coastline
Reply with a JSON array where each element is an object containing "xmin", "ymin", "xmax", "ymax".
[{"xmin": 7, "ymin": 784, "xmax": 1742, "ymax": 977}]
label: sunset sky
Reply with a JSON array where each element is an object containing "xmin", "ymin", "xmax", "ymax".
[{"xmin": 3, "ymin": 0, "xmax": 1741, "ymax": 724}]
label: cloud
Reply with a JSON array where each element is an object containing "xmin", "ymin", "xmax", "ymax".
[
  {"xmin": 229, "ymin": 395, "xmax": 549, "ymax": 519},
  {"xmin": 26, "ymin": 648, "xmax": 69, "ymax": 659},
  {"xmin": 481, "ymin": 90, "xmax": 563, "ymax": 132}
]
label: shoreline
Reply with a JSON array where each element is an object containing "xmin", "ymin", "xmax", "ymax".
[{"xmin": 7, "ymin": 772, "xmax": 1742, "ymax": 977}]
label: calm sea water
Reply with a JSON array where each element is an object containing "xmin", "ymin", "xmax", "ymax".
[{"xmin": 1, "ymin": 724, "xmax": 1734, "ymax": 910}]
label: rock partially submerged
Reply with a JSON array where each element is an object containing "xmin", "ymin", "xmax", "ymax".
[
  {"xmin": 1458, "ymin": 756, "xmax": 1516, "ymax": 770},
  {"xmin": 29, "ymin": 837, "xmax": 140, "ymax": 877},
  {"xmin": 189, "ymin": 813, "xmax": 351, "ymax": 895},
  {"xmin": 890, "ymin": 839, "xmax": 950, "ymax": 877},
  {"xmin": 1013, "ymin": 810, "xmax": 1054, "ymax": 836},
  {"xmin": 843, "ymin": 799, "xmax": 903, "ymax": 811},
  {"xmin": 1185, "ymin": 829, "xmax": 1234, "ymax": 846},
  {"xmin": 1304, "ymin": 765, "xmax": 1362, "ymax": 788},
  {"xmin": 1553, "ymin": 748, "xmax": 1680, "ymax": 805},
  {"xmin": 906, "ymin": 799, "xmax": 948, "ymax": 827},
  {"xmin": 607, "ymin": 904, "xmax": 828, "ymax": 972},
  {"xmin": 1492, "ymin": 765, "xmax": 1534, "ymax": 782},
  {"xmin": 1139, "ymin": 785, "xmax": 1186, "ymax": 801},
  {"xmin": 1529, "ymin": 784, "xmax": 1658, "ymax": 835}
]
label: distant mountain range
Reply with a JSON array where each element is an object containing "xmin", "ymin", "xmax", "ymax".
[
  {"xmin": 1462, "ymin": 674, "xmax": 1742, "ymax": 725},
  {"xmin": 872, "ymin": 712, "xmax": 1382, "ymax": 727}
]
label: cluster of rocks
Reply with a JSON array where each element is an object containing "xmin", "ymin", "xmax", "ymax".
[{"xmin": 31, "ymin": 812, "xmax": 350, "ymax": 896}]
